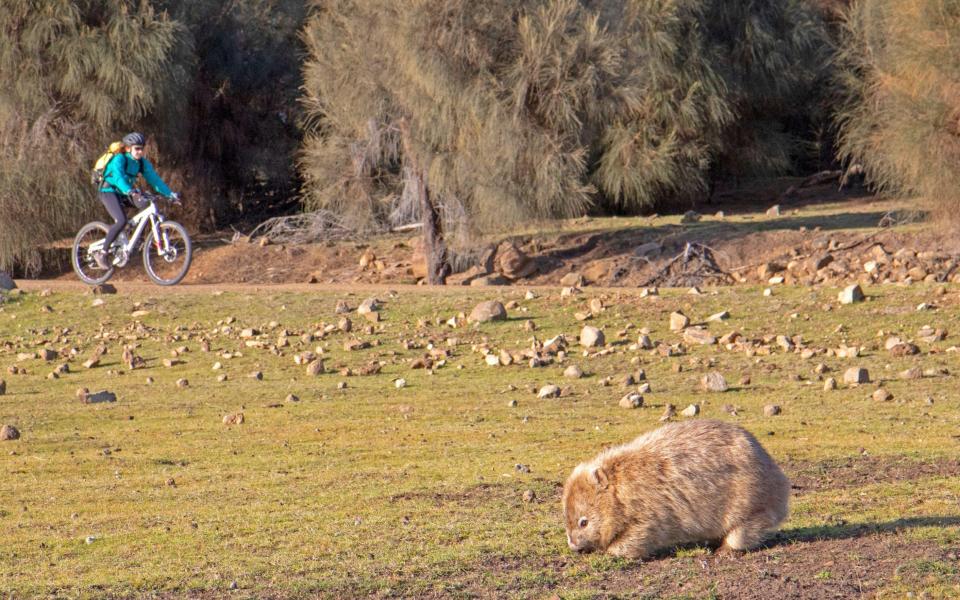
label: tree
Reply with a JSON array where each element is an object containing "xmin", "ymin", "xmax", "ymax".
[
  {"xmin": 835, "ymin": 0, "xmax": 960, "ymax": 216},
  {"xmin": 300, "ymin": 0, "xmax": 734, "ymax": 283},
  {"xmin": 0, "ymin": 0, "xmax": 191, "ymax": 273}
]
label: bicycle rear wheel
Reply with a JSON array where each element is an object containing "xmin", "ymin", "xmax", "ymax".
[
  {"xmin": 71, "ymin": 221, "xmax": 115, "ymax": 285},
  {"xmin": 143, "ymin": 221, "xmax": 192, "ymax": 286}
]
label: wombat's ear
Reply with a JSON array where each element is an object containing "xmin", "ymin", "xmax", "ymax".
[{"xmin": 589, "ymin": 467, "xmax": 610, "ymax": 489}]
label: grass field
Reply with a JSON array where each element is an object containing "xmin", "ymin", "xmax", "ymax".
[{"xmin": 2, "ymin": 281, "xmax": 959, "ymax": 598}]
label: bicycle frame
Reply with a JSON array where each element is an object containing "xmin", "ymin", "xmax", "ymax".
[{"xmin": 90, "ymin": 198, "xmax": 167, "ymax": 258}]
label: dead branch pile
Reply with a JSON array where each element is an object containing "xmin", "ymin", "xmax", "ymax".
[
  {"xmin": 247, "ymin": 210, "xmax": 366, "ymax": 244},
  {"xmin": 641, "ymin": 242, "xmax": 731, "ymax": 287}
]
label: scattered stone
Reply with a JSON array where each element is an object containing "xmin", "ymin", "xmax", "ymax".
[
  {"xmin": 872, "ymin": 388, "xmax": 894, "ymax": 402},
  {"xmin": 669, "ymin": 311, "xmax": 689, "ymax": 331},
  {"xmin": 900, "ymin": 367, "xmax": 922, "ymax": 380},
  {"xmin": 0, "ymin": 380, "xmax": 4, "ymax": 395},
  {"xmin": 0, "ymin": 424, "xmax": 20, "ymax": 441},
  {"xmin": 223, "ymin": 413, "xmax": 244, "ymax": 425},
  {"xmin": 522, "ymin": 490, "xmax": 536, "ymax": 503},
  {"xmin": 766, "ymin": 204, "xmax": 781, "ymax": 216},
  {"xmin": 90, "ymin": 283, "xmax": 117, "ymax": 295},
  {"xmin": 680, "ymin": 404, "xmax": 700, "ymax": 417},
  {"xmin": 683, "ymin": 328, "xmax": 716, "ymax": 345},
  {"xmin": 537, "ymin": 384, "xmax": 561, "ymax": 399},
  {"xmin": 700, "ymin": 371, "xmax": 728, "ymax": 392},
  {"xmin": 659, "ymin": 404, "xmax": 676, "ymax": 421},
  {"xmin": 843, "ymin": 367, "xmax": 870, "ymax": 384},
  {"xmin": 680, "ymin": 210, "xmax": 701, "ymax": 223},
  {"xmin": 560, "ymin": 272, "xmax": 585, "ymax": 287},
  {"xmin": 579, "ymin": 326, "xmax": 604, "ymax": 348},
  {"xmin": 823, "ymin": 377, "xmax": 837, "ymax": 391},
  {"xmin": 468, "ymin": 300, "xmax": 507, "ymax": 324},
  {"xmin": 890, "ymin": 343, "xmax": 920, "ymax": 357},
  {"xmin": 286, "ymin": 394, "xmax": 299, "ymax": 403},
  {"xmin": 707, "ymin": 311, "xmax": 730, "ymax": 322},
  {"xmin": 0, "ymin": 272, "xmax": 15, "ymax": 291},
  {"xmin": 619, "ymin": 392, "xmax": 644, "ymax": 409},
  {"xmin": 176, "ymin": 378, "xmax": 189, "ymax": 388},
  {"xmin": 306, "ymin": 360, "xmax": 325, "ymax": 376},
  {"xmin": 563, "ymin": 365, "xmax": 583, "ymax": 379},
  {"xmin": 394, "ymin": 378, "xmax": 406, "ymax": 389},
  {"xmin": 637, "ymin": 334, "xmax": 654, "ymax": 350},
  {"xmin": 249, "ymin": 371, "xmax": 263, "ymax": 380},
  {"xmin": 838, "ymin": 284, "xmax": 865, "ymax": 304},
  {"xmin": 763, "ymin": 405, "xmax": 782, "ymax": 417},
  {"xmin": 334, "ymin": 300, "xmax": 351, "ymax": 314},
  {"xmin": 357, "ymin": 298, "xmax": 379, "ymax": 315}
]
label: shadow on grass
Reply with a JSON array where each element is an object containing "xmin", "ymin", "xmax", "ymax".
[{"xmin": 773, "ymin": 515, "xmax": 960, "ymax": 546}]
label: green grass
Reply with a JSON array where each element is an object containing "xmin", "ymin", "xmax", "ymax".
[{"xmin": 1, "ymin": 278, "xmax": 959, "ymax": 597}]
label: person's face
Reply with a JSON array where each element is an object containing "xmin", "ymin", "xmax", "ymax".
[{"xmin": 129, "ymin": 145, "xmax": 145, "ymax": 159}]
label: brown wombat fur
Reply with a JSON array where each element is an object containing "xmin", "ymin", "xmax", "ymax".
[{"xmin": 562, "ymin": 419, "xmax": 789, "ymax": 558}]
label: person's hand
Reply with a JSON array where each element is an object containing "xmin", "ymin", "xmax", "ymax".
[
  {"xmin": 169, "ymin": 192, "xmax": 182, "ymax": 205},
  {"xmin": 129, "ymin": 189, "xmax": 142, "ymax": 201}
]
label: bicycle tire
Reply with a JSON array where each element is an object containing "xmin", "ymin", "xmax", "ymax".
[
  {"xmin": 142, "ymin": 221, "xmax": 192, "ymax": 286},
  {"xmin": 71, "ymin": 221, "xmax": 115, "ymax": 286}
]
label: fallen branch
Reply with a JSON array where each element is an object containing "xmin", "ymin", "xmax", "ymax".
[{"xmin": 247, "ymin": 210, "xmax": 365, "ymax": 244}]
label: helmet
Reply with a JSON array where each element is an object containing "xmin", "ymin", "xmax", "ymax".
[{"xmin": 122, "ymin": 132, "xmax": 146, "ymax": 147}]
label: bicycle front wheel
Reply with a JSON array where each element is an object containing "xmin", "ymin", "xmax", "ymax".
[
  {"xmin": 72, "ymin": 221, "xmax": 115, "ymax": 286},
  {"xmin": 142, "ymin": 221, "xmax": 192, "ymax": 286}
]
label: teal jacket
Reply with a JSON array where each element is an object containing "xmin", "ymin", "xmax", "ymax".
[{"xmin": 99, "ymin": 153, "xmax": 172, "ymax": 197}]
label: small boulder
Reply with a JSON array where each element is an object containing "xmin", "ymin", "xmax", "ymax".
[
  {"xmin": 560, "ymin": 272, "xmax": 584, "ymax": 288},
  {"xmin": 683, "ymin": 328, "xmax": 716, "ymax": 345},
  {"xmin": 0, "ymin": 272, "xmax": 15, "ymax": 291},
  {"xmin": 872, "ymin": 388, "xmax": 894, "ymax": 402},
  {"xmin": 838, "ymin": 284, "xmax": 865, "ymax": 304},
  {"xmin": 619, "ymin": 393, "xmax": 644, "ymax": 409},
  {"xmin": 468, "ymin": 301, "xmax": 507, "ymax": 324},
  {"xmin": 579, "ymin": 326, "xmax": 605, "ymax": 348},
  {"xmin": 537, "ymin": 384, "xmax": 561, "ymax": 399},
  {"xmin": 763, "ymin": 405, "xmax": 782, "ymax": 417},
  {"xmin": 223, "ymin": 413, "xmax": 244, "ymax": 425},
  {"xmin": 563, "ymin": 365, "xmax": 584, "ymax": 379},
  {"xmin": 680, "ymin": 404, "xmax": 700, "ymax": 417},
  {"xmin": 700, "ymin": 372, "xmax": 728, "ymax": 392},
  {"xmin": 669, "ymin": 311, "xmax": 689, "ymax": 331},
  {"xmin": 843, "ymin": 367, "xmax": 870, "ymax": 384},
  {"xmin": 1, "ymin": 424, "xmax": 20, "ymax": 440}
]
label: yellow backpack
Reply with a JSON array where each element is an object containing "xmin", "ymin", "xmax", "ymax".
[{"xmin": 91, "ymin": 141, "xmax": 125, "ymax": 186}]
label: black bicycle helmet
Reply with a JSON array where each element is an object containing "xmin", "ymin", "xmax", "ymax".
[{"xmin": 122, "ymin": 132, "xmax": 146, "ymax": 147}]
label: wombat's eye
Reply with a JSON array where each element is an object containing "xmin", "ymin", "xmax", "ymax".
[{"xmin": 578, "ymin": 517, "xmax": 588, "ymax": 528}]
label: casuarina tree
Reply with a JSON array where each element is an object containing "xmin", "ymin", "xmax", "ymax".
[{"xmin": 835, "ymin": 0, "xmax": 960, "ymax": 217}]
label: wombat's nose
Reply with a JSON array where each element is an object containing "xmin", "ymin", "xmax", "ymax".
[{"xmin": 567, "ymin": 535, "xmax": 576, "ymax": 551}]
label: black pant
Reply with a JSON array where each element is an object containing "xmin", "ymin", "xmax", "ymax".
[{"xmin": 99, "ymin": 192, "xmax": 147, "ymax": 250}]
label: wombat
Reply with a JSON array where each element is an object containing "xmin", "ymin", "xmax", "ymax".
[{"xmin": 562, "ymin": 419, "xmax": 789, "ymax": 558}]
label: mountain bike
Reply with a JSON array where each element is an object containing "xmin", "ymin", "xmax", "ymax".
[{"xmin": 72, "ymin": 191, "xmax": 192, "ymax": 286}]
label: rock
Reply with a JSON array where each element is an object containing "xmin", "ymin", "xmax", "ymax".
[
  {"xmin": 306, "ymin": 360, "xmax": 325, "ymax": 376},
  {"xmin": 393, "ymin": 378, "xmax": 406, "ymax": 390},
  {"xmin": 176, "ymin": 378, "xmax": 189, "ymax": 388},
  {"xmin": 563, "ymin": 365, "xmax": 584, "ymax": 379},
  {"xmin": 680, "ymin": 404, "xmax": 700, "ymax": 417},
  {"xmin": 90, "ymin": 283, "xmax": 117, "ymax": 295},
  {"xmin": 843, "ymin": 367, "xmax": 870, "ymax": 384},
  {"xmin": 357, "ymin": 298, "xmax": 379, "ymax": 315},
  {"xmin": 823, "ymin": 377, "xmax": 837, "ymax": 391},
  {"xmin": 872, "ymin": 388, "xmax": 894, "ymax": 401},
  {"xmin": 560, "ymin": 286, "xmax": 581, "ymax": 298},
  {"xmin": 223, "ymin": 412, "xmax": 244, "ymax": 426},
  {"xmin": 334, "ymin": 300, "xmax": 351, "ymax": 314},
  {"xmin": 766, "ymin": 204, "xmax": 781, "ymax": 216},
  {"xmin": 669, "ymin": 311, "xmax": 689, "ymax": 331},
  {"xmin": 619, "ymin": 393, "xmax": 644, "ymax": 409},
  {"xmin": 899, "ymin": 367, "xmax": 922, "ymax": 380},
  {"xmin": 338, "ymin": 317, "xmax": 352, "ymax": 332},
  {"xmin": 637, "ymin": 334, "xmax": 654, "ymax": 350},
  {"xmin": 683, "ymin": 328, "xmax": 716, "ymax": 345},
  {"xmin": 0, "ymin": 379, "xmax": 4, "ymax": 395},
  {"xmin": 700, "ymin": 372, "xmax": 728, "ymax": 392},
  {"xmin": 286, "ymin": 394, "xmax": 300, "ymax": 403},
  {"xmin": 838, "ymin": 284, "xmax": 865, "ymax": 304},
  {"xmin": 579, "ymin": 326, "xmax": 604, "ymax": 348},
  {"xmin": 537, "ymin": 384, "xmax": 561, "ymax": 399},
  {"xmin": 707, "ymin": 311, "xmax": 730, "ymax": 322},
  {"xmin": 659, "ymin": 404, "xmax": 676, "ymax": 421},
  {"xmin": 680, "ymin": 210, "xmax": 701, "ymax": 223},
  {"xmin": 1, "ymin": 424, "xmax": 20, "ymax": 440},
  {"xmin": 809, "ymin": 254, "xmax": 834, "ymax": 271},
  {"xmin": 496, "ymin": 241, "xmax": 537, "ymax": 279},
  {"xmin": 470, "ymin": 275, "xmax": 508, "ymax": 286},
  {"xmin": 468, "ymin": 301, "xmax": 507, "ymax": 324},
  {"xmin": 560, "ymin": 272, "xmax": 585, "ymax": 288},
  {"xmin": 522, "ymin": 490, "xmax": 536, "ymax": 503},
  {"xmin": 890, "ymin": 343, "xmax": 920, "ymax": 357},
  {"xmin": 589, "ymin": 298, "xmax": 604, "ymax": 314},
  {"xmin": 249, "ymin": 371, "xmax": 263, "ymax": 380},
  {"xmin": 763, "ymin": 405, "xmax": 782, "ymax": 417},
  {"xmin": 757, "ymin": 262, "xmax": 785, "ymax": 279},
  {"xmin": 484, "ymin": 354, "xmax": 500, "ymax": 366},
  {"xmin": 0, "ymin": 272, "xmax": 15, "ymax": 291}
]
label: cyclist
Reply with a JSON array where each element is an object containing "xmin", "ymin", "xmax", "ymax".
[{"xmin": 95, "ymin": 132, "xmax": 179, "ymax": 268}]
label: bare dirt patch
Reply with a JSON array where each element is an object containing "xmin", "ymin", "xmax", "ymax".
[{"xmin": 785, "ymin": 455, "xmax": 960, "ymax": 496}]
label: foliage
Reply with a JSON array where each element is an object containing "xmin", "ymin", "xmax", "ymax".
[
  {"xmin": 299, "ymin": 0, "xmax": 831, "ymax": 247},
  {"xmin": 835, "ymin": 0, "xmax": 960, "ymax": 216},
  {"xmin": 0, "ymin": 0, "xmax": 190, "ymax": 273}
]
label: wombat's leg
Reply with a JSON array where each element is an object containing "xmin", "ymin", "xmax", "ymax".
[
  {"xmin": 606, "ymin": 528, "xmax": 650, "ymax": 560},
  {"xmin": 721, "ymin": 524, "xmax": 766, "ymax": 552}
]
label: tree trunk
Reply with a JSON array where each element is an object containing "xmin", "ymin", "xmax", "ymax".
[{"xmin": 399, "ymin": 119, "xmax": 448, "ymax": 284}]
